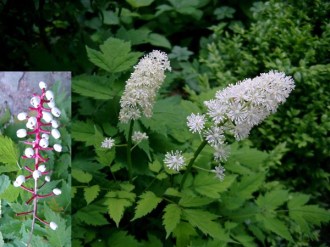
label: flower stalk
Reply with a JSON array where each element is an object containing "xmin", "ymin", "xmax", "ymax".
[{"xmin": 14, "ymin": 81, "xmax": 63, "ymax": 246}]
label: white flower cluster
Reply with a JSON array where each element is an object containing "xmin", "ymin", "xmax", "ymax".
[
  {"xmin": 16, "ymin": 81, "xmax": 62, "ymax": 152},
  {"xmin": 204, "ymin": 71, "xmax": 295, "ymax": 140},
  {"xmin": 101, "ymin": 137, "xmax": 115, "ymax": 149},
  {"xmin": 132, "ymin": 131, "xmax": 148, "ymax": 144},
  {"xmin": 164, "ymin": 150, "xmax": 186, "ymax": 171},
  {"xmin": 119, "ymin": 50, "xmax": 171, "ymax": 123},
  {"xmin": 185, "ymin": 71, "xmax": 294, "ymax": 180}
]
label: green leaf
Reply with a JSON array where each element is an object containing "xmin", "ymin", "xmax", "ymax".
[
  {"xmin": 72, "ymin": 75, "xmax": 119, "ymax": 100},
  {"xmin": 106, "ymin": 198, "xmax": 132, "ymax": 227},
  {"xmin": 183, "ymin": 208, "xmax": 229, "ymax": 240},
  {"xmin": 72, "ymin": 169, "xmax": 93, "ymax": 183},
  {"xmin": 230, "ymin": 173, "xmax": 265, "ymax": 200},
  {"xmin": 193, "ymin": 173, "xmax": 236, "ymax": 198},
  {"xmin": 86, "ymin": 37, "xmax": 142, "ymax": 73},
  {"xmin": 148, "ymin": 160, "xmax": 162, "ymax": 173},
  {"xmin": 72, "ymin": 120, "xmax": 95, "ymax": 146},
  {"xmin": 0, "ymin": 183, "xmax": 20, "ymax": 202},
  {"xmin": 0, "ymin": 174, "xmax": 10, "ymax": 194},
  {"xmin": 173, "ymin": 222, "xmax": 197, "ymax": 247},
  {"xmin": 0, "ymin": 135, "xmax": 19, "ymax": 170},
  {"xmin": 256, "ymin": 190, "xmax": 289, "ymax": 211},
  {"xmin": 107, "ymin": 231, "xmax": 141, "ymax": 247},
  {"xmin": 74, "ymin": 205, "xmax": 108, "ymax": 226},
  {"xmin": 44, "ymin": 204, "xmax": 71, "ymax": 247},
  {"xmin": 163, "ymin": 203, "xmax": 181, "ymax": 238},
  {"xmin": 132, "ymin": 191, "xmax": 162, "ymax": 221},
  {"xmin": 126, "ymin": 0, "xmax": 154, "ymax": 8},
  {"xmin": 179, "ymin": 195, "xmax": 213, "ymax": 207},
  {"xmin": 149, "ymin": 33, "xmax": 171, "ymax": 49},
  {"xmin": 261, "ymin": 217, "xmax": 293, "ymax": 241},
  {"xmin": 84, "ymin": 185, "xmax": 100, "ymax": 205},
  {"xmin": 116, "ymin": 27, "xmax": 151, "ymax": 45}
]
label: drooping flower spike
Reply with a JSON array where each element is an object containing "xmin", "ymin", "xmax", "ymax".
[{"xmin": 14, "ymin": 81, "xmax": 62, "ymax": 236}]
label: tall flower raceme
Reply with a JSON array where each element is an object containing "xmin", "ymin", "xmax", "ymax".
[
  {"xmin": 110, "ymin": 50, "xmax": 171, "ymax": 182},
  {"xmin": 119, "ymin": 50, "xmax": 171, "ymax": 123},
  {"xmin": 14, "ymin": 81, "xmax": 63, "ymax": 245},
  {"xmin": 165, "ymin": 71, "xmax": 295, "ymax": 188}
]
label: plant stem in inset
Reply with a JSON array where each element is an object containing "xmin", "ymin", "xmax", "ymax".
[{"xmin": 180, "ymin": 140, "xmax": 208, "ymax": 190}]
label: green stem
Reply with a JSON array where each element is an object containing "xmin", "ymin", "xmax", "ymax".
[
  {"xmin": 180, "ymin": 140, "xmax": 207, "ymax": 190},
  {"xmin": 127, "ymin": 120, "xmax": 134, "ymax": 183}
]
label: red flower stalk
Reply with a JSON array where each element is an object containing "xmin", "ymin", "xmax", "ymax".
[{"xmin": 14, "ymin": 81, "xmax": 63, "ymax": 245}]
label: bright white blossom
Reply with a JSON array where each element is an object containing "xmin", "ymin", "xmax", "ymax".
[
  {"xmin": 53, "ymin": 188, "xmax": 62, "ymax": 195},
  {"xmin": 213, "ymin": 144, "xmax": 230, "ymax": 162},
  {"xmin": 164, "ymin": 150, "xmax": 186, "ymax": 171},
  {"xmin": 13, "ymin": 175, "xmax": 26, "ymax": 187},
  {"xmin": 132, "ymin": 131, "xmax": 148, "ymax": 143},
  {"xmin": 101, "ymin": 137, "xmax": 115, "ymax": 149},
  {"xmin": 119, "ymin": 50, "xmax": 171, "ymax": 123},
  {"xmin": 204, "ymin": 71, "xmax": 295, "ymax": 141},
  {"xmin": 49, "ymin": 221, "xmax": 58, "ymax": 230},
  {"xmin": 212, "ymin": 165, "xmax": 226, "ymax": 181},
  {"xmin": 187, "ymin": 113, "xmax": 206, "ymax": 133},
  {"xmin": 16, "ymin": 129, "xmax": 27, "ymax": 138},
  {"xmin": 203, "ymin": 126, "xmax": 225, "ymax": 147}
]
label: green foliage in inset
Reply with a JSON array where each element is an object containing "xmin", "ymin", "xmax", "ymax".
[
  {"xmin": 0, "ymin": 135, "xmax": 19, "ymax": 172},
  {"xmin": 163, "ymin": 203, "xmax": 181, "ymax": 238}
]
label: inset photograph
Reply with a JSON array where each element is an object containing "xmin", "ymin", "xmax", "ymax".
[{"xmin": 0, "ymin": 72, "xmax": 71, "ymax": 247}]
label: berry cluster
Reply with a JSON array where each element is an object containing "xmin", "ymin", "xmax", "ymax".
[{"xmin": 14, "ymin": 81, "xmax": 62, "ymax": 231}]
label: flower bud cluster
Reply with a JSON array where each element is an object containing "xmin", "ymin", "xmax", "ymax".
[
  {"xmin": 119, "ymin": 50, "xmax": 171, "ymax": 123},
  {"xmin": 14, "ymin": 81, "xmax": 62, "ymax": 230}
]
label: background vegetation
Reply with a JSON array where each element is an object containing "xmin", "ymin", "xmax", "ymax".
[{"xmin": 0, "ymin": 0, "xmax": 329, "ymax": 246}]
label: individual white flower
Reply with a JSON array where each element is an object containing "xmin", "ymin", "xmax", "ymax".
[
  {"xmin": 187, "ymin": 113, "xmax": 206, "ymax": 133},
  {"xmin": 38, "ymin": 165, "xmax": 46, "ymax": 172},
  {"xmin": 13, "ymin": 181, "xmax": 21, "ymax": 187},
  {"xmin": 39, "ymin": 138, "xmax": 49, "ymax": 148},
  {"xmin": 213, "ymin": 144, "xmax": 230, "ymax": 162},
  {"xmin": 17, "ymin": 129, "xmax": 27, "ymax": 138},
  {"xmin": 33, "ymin": 170, "xmax": 42, "ymax": 180},
  {"xmin": 51, "ymin": 129, "xmax": 61, "ymax": 139},
  {"xmin": 30, "ymin": 96, "xmax": 41, "ymax": 108},
  {"xmin": 49, "ymin": 221, "xmax": 58, "ymax": 230},
  {"xmin": 39, "ymin": 81, "xmax": 47, "ymax": 90},
  {"xmin": 26, "ymin": 117, "xmax": 37, "ymax": 129},
  {"xmin": 48, "ymin": 100, "xmax": 56, "ymax": 108},
  {"xmin": 101, "ymin": 137, "xmax": 115, "ymax": 149},
  {"xmin": 14, "ymin": 175, "xmax": 26, "ymax": 187},
  {"xmin": 42, "ymin": 133, "xmax": 49, "ymax": 140},
  {"xmin": 132, "ymin": 131, "xmax": 148, "ymax": 143},
  {"xmin": 45, "ymin": 176, "xmax": 51, "ymax": 182},
  {"xmin": 203, "ymin": 126, "xmax": 225, "ymax": 147},
  {"xmin": 51, "ymin": 119, "xmax": 59, "ymax": 128},
  {"xmin": 45, "ymin": 90, "xmax": 54, "ymax": 101},
  {"xmin": 17, "ymin": 112, "xmax": 28, "ymax": 121},
  {"xmin": 53, "ymin": 188, "xmax": 62, "ymax": 195},
  {"xmin": 164, "ymin": 150, "xmax": 186, "ymax": 171},
  {"xmin": 119, "ymin": 50, "xmax": 171, "ymax": 123},
  {"xmin": 51, "ymin": 107, "xmax": 61, "ymax": 117},
  {"xmin": 53, "ymin": 144, "xmax": 62, "ymax": 152},
  {"xmin": 42, "ymin": 111, "xmax": 53, "ymax": 123},
  {"xmin": 24, "ymin": 147, "xmax": 34, "ymax": 158},
  {"xmin": 212, "ymin": 165, "xmax": 226, "ymax": 181},
  {"xmin": 204, "ymin": 71, "xmax": 295, "ymax": 141}
]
